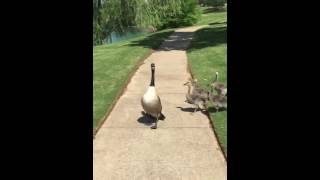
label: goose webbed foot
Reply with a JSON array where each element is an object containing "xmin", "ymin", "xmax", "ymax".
[{"xmin": 151, "ymin": 124, "xmax": 157, "ymax": 129}]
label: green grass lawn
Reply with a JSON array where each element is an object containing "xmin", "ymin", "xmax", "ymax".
[
  {"xmin": 196, "ymin": 7, "xmax": 227, "ymax": 26},
  {"xmin": 93, "ymin": 29, "xmax": 174, "ymax": 130},
  {"xmin": 187, "ymin": 7, "xmax": 227, "ymax": 154}
]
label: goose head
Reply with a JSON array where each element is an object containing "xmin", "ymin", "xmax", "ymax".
[
  {"xmin": 183, "ymin": 78, "xmax": 197, "ymax": 86},
  {"xmin": 213, "ymin": 71, "xmax": 219, "ymax": 82},
  {"xmin": 151, "ymin": 63, "xmax": 155, "ymax": 71}
]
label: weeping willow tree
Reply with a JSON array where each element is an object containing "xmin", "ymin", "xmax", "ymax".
[{"xmin": 93, "ymin": 0, "xmax": 183, "ymax": 45}]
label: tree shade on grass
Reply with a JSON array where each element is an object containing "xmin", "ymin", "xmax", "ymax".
[{"xmin": 196, "ymin": 7, "xmax": 226, "ymax": 26}]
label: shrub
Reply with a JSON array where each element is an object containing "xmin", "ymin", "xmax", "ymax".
[
  {"xmin": 211, "ymin": 0, "xmax": 225, "ymax": 8},
  {"xmin": 202, "ymin": 0, "xmax": 226, "ymax": 8},
  {"xmin": 158, "ymin": 0, "xmax": 201, "ymax": 29}
]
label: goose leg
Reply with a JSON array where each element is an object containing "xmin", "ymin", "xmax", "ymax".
[
  {"xmin": 191, "ymin": 104, "xmax": 199, "ymax": 115},
  {"xmin": 215, "ymin": 105, "xmax": 220, "ymax": 113},
  {"xmin": 194, "ymin": 106, "xmax": 199, "ymax": 113},
  {"xmin": 151, "ymin": 116, "xmax": 158, "ymax": 129},
  {"xmin": 202, "ymin": 102, "xmax": 208, "ymax": 112}
]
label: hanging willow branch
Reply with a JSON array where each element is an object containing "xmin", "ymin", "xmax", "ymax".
[{"xmin": 93, "ymin": 0, "xmax": 184, "ymax": 45}]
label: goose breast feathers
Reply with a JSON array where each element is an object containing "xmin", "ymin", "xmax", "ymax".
[{"xmin": 141, "ymin": 87, "xmax": 162, "ymax": 117}]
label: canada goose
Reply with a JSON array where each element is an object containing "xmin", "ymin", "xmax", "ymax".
[
  {"xmin": 141, "ymin": 63, "xmax": 164, "ymax": 129},
  {"xmin": 208, "ymin": 91, "xmax": 227, "ymax": 113},
  {"xmin": 184, "ymin": 78, "xmax": 209, "ymax": 99},
  {"xmin": 184, "ymin": 78, "xmax": 209, "ymax": 114},
  {"xmin": 211, "ymin": 72, "xmax": 227, "ymax": 96}
]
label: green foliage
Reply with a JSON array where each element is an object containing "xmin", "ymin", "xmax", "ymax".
[
  {"xmin": 196, "ymin": 7, "xmax": 227, "ymax": 25},
  {"xmin": 211, "ymin": 0, "xmax": 225, "ymax": 7},
  {"xmin": 158, "ymin": 0, "xmax": 201, "ymax": 29},
  {"xmin": 93, "ymin": 0, "xmax": 183, "ymax": 45},
  {"xmin": 201, "ymin": 0, "xmax": 226, "ymax": 7},
  {"xmin": 93, "ymin": 0, "xmax": 203, "ymax": 45}
]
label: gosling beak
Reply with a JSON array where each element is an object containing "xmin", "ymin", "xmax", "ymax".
[{"xmin": 183, "ymin": 82, "xmax": 188, "ymax": 85}]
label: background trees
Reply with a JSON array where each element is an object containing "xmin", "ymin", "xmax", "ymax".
[
  {"xmin": 201, "ymin": 0, "xmax": 226, "ymax": 8},
  {"xmin": 159, "ymin": 0, "xmax": 201, "ymax": 29},
  {"xmin": 93, "ymin": 0, "xmax": 201, "ymax": 45}
]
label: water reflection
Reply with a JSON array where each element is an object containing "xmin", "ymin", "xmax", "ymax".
[{"xmin": 103, "ymin": 27, "xmax": 149, "ymax": 44}]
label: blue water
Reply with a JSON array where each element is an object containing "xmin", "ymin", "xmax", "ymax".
[{"xmin": 103, "ymin": 28, "xmax": 148, "ymax": 44}]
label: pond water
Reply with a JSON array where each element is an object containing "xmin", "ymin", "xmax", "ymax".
[{"xmin": 103, "ymin": 28, "xmax": 149, "ymax": 44}]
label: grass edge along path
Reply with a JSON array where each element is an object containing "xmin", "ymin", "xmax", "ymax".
[
  {"xmin": 93, "ymin": 51, "xmax": 152, "ymax": 137},
  {"xmin": 187, "ymin": 7, "xmax": 227, "ymax": 155}
]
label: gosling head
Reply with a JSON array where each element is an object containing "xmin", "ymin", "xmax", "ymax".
[
  {"xmin": 183, "ymin": 81, "xmax": 191, "ymax": 86},
  {"xmin": 213, "ymin": 71, "xmax": 219, "ymax": 82},
  {"xmin": 183, "ymin": 78, "xmax": 197, "ymax": 86}
]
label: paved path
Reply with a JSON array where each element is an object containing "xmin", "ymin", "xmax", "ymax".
[{"xmin": 93, "ymin": 26, "xmax": 227, "ymax": 180}]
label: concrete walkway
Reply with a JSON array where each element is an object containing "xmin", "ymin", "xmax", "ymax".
[{"xmin": 93, "ymin": 26, "xmax": 227, "ymax": 180}]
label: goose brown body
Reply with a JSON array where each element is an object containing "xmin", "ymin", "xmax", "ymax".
[
  {"xmin": 209, "ymin": 94, "xmax": 227, "ymax": 110},
  {"xmin": 184, "ymin": 78, "xmax": 209, "ymax": 113}
]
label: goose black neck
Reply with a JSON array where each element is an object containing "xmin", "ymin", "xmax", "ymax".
[
  {"xmin": 214, "ymin": 73, "xmax": 218, "ymax": 82},
  {"xmin": 150, "ymin": 69, "xmax": 155, "ymax": 86}
]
